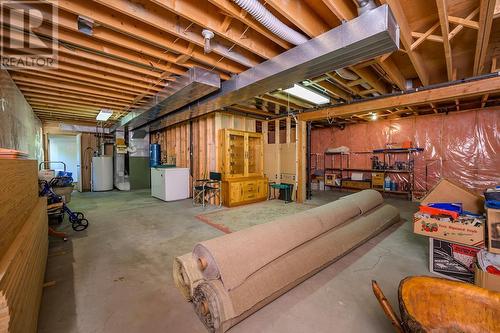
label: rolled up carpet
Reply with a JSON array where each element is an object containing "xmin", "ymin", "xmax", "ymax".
[
  {"xmin": 339, "ymin": 189, "xmax": 384, "ymax": 214},
  {"xmin": 173, "ymin": 253, "xmax": 205, "ymax": 301},
  {"xmin": 193, "ymin": 203, "xmax": 400, "ymax": 332},
  {"xmin": 193, "ymin": 190, "xmax": 383, "ymax": 290}
]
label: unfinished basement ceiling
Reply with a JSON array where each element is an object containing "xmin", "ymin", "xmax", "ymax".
[{"xmin": 1, "ymin": 0, "xmax": 499, "ymax": 126}]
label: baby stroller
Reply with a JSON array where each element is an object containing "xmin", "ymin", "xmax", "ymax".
[{"xmin": 39, "ymin": 177, "xmax": 89, "ymax": 232}]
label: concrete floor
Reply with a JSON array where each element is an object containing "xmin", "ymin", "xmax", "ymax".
[{"xmin": 38, "ymin": 189, "xmax": 429, "ymax": 333}]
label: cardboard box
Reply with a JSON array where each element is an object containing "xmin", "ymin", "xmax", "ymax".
[
  {"xmin": 413, "ymin": 214, "xmax": 485, "ymax": 247},
  {"xmin": 487, "ymin": 208, "xmax": 500, "ymax": 254},
  {"xmin": 342, "ymin": 180, "xmax": 371, "ymax": 190},
  {"xmin": 421, "ymin": 179, "xmax": 484, "ymax": 214},
  {"xmin": 429, "ymin": 238, "xmax": 480, "ymax": 283},
  {"xmin": 371, "ymin": 172, "xmax": 384, "ymax": 189},
  {"xmin": 324, "ymin": 173, "xmax": 338, "ymax": 186},
  {"xmin": 475, "ymin": 264, "xmax": 500, "ymax": 292}
]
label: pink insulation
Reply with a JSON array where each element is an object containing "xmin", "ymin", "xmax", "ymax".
[{"xmin": 310, "ymin": 108, "xmax": 499, "ymax": 196}]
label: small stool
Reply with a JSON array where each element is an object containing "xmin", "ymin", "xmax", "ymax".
[{"xmin": 269, "ymin": 183, "xmax": 293, "ymax": 203}]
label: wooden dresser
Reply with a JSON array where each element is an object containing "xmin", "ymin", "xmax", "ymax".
[
  {"xmin": 222, "ymin": 177, "xmax": 268, "ymax": 207},
  {"xmin": 219, "ymin": 129, "xmax": 268, "ymax": 207}
]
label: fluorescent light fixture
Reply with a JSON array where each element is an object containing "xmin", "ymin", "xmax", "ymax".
[
  {"xmin": 96, "ymin": 108, "xmax": 113, "ymax": 121},
  {"xmin": 283, "ymin": 84, "xmax": 330, "ymax": 105}
]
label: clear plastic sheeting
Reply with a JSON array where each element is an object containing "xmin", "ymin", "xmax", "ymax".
[{"xmin": 311, "ymin": 108, "xmax": 499, "ymax": 196}]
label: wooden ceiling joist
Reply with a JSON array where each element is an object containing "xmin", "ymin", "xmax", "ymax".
[
  {"xmin": 11, "ymin": 75, "xmax": 138, "ymax": 100},
  {"xmin": 381, "ymin": 0, "xmax": 430, "ymax": 85},
  {"xmin": 411, "ymin": 31, "xmax": 444, "ymax": 43},
  {"xmin": 149, "ymin": 0, "xmax": 284, "ymax": 59},
  {"xmin": 53, "ymin": 57, "xmax": 168, "ymax": 85},
  {"xmin": 315, "ymin": 80, "xmax": 353, "ymax": 101},
  {"xmin": 227, "ymin": 105, "xmax": 272, "ymax": 117},
  {"xmin": 55, "ymin": 47, "xmax": 166, "ymax": 80},
  {"xmin": 448, "ymin": 15, "xmax": 479, "ymax": 29},
  {"xmin": 2, "ymin": 0, "xmax": 499, "ymax": 125},
  {"xmin": 34, "ymin": 108, "xmax": 102, "ymax": 118},
  {"xmin": 320, "ymin": 0, "xmax": 357, "ymax": 21},
  {"xmin": 265, "ymin": 0, "xmax": 330, "ymax": 37},
  {"xmin": 270, "ymin": 92, "xmax": 315, "ymax": 109},
  {"xmin": 12, "ymin": 70, "xmax": 157, "ymax": 96},
  {"xmin": 92, "ymin": 0, "xmax": 261, "ymax": 66},
  {"xmin": 35, "ymin": 112, "xmax": 98, "ymax": 120},
  {"xmin": 206, "ymin": 0, "xmax": 292, "ymax": 49},
  {"xmin": 28, "ymin": 99, "xmax": 120, "ymax": 112},
  {"xmin": 411, "ymin": 22, "xmax": 440, "ymax": 50},
  {"xmin": 1, "ymin": 21, "xmax": 180, "ymax": 77},
  {"xmin": 46, "ymin": 0, "xmax": 247, "ymax": 73},
  {"xmin": 258, "ymin": 95, "xmax": 304, "ymax": 110},
  {"xmin": 33, "ymin": 108, "xmax": 101, "ymax": 117},
  {"xmin": 17, "ymin": 86, "xmax": 138, "ymax": 105},
  {"xmin": 351, "ymin": 66, "xmax": 390, "ymax": 94},
  {"xmin": 325, "ymin": 72, "xmax": 364, "ymax": 96},
  {"xmin": 16, "ymin": 63, "xmax": 167, "ymax": 92},
  {"xmin": 449, "ymin": 8, "xmax": 480, "ymax": 40},
  {"xmin": 474, "ymin": 0, "xmax": 496, "ymax": 75},
  {"xmin": 436, "ymin": 0, "xmax": 453, "ymax": 81},
  {"xmin": 376, "ymin": 57, "xmax": 406, "ymax": 90},
  {"xmin": 23, "ymin": 92, "xmax": 132, "ymax": 109},
  {"xmin": 34, "ymin": 104, "xmax": 99, "ymax": 113},
  {"xmin": 299, "ymin": 75, "xmax": 500, "ymax": 121}
]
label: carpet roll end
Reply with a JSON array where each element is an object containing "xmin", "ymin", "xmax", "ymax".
[
  {"xmin": 198, "ymin": 257, "xmax": 208, "ymax": 271},
  {"xmin": 201, "ymin": 301, "xmax": 209, "ymax": 315}
]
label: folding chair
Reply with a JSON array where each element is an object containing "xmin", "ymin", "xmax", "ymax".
[{"xmin": 192, "ymin": 172, "xmax": 222, "ymax": 208}]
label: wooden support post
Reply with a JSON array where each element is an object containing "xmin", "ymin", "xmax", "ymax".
[
  {"xmin": 275, "ymin": 119, "xmax": 281, "ymax": 183},
  {"xmin": 296, "ymin": 120, "xmax": 307, "ymax": 203},
  {"xmin": 286, "ymin": 117, "xmax": 291, "ymax": 144},
  {"xmin": 214, "ymin": 112, "xmax": 222, "ymax": 172}
]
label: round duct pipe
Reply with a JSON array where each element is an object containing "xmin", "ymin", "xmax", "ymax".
[
  {"xmin": 335, "ymin": 68, "xmax": 373, "ymax": 92},
  {"xmin": 356, "ymin": 0, "xmax": 377, "ymax": 15},
  {"xmin": 232, "ymin": 0, "xmax": 308, "ymax": 45},
  {"xmin": 335, "ymin": 68, "xmax": 359, "ymax": 81}
]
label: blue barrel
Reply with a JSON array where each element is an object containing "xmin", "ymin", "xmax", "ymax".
[{"xmin": 150, "ymin": 144, "xmax": 161, "ymax": 167}]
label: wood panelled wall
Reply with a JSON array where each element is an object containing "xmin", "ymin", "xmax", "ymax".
[
  {"xmin": 151, "ymin": 112, "xmax": 257, "ymax": 195},
  {"xmin": 150, "ymin": 112, "xmax": 307, "ymax": 202},
  {"xmin": 261, "ymin": 116, "xmax": 302, "ymax": 201}
]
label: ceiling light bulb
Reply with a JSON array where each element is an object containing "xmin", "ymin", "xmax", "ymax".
[
  {"xmin": 202, "ymin": 29, "xmax": 215, "ymax": 54},
  {"xmin": 370, "ymin": 112, "xmax": 378, "ymax": 121}
]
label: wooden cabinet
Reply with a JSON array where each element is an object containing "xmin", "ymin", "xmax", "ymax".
[
  {"xmin": 220, "ymin": 129, "xmax": 264, "ymax": 179},
  {"xmin": 222, "ymin": 177, "xmax": 268, "ymax": 207},
  {"xmin": 219, "ymin": 129, "xmax": 267, "ymax": 207}
]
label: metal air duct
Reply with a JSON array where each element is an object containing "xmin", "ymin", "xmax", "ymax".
[
  {"xmin": 115, "ymin": 67, "xmax": 220, "ymax": 130},
  {"xmin": 114, "ymin": 5, "xmax": 398, "ymax": 132}
]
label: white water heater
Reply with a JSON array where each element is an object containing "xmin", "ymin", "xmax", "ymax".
[{"xmin": 92, "ymin": 156, "xmax": 113, "ymax": 191}]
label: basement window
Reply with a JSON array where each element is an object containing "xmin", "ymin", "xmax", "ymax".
[
  {"xmin": 255, "ymin": 120, "xmax": 262, "ymax": 133},
  {"xmin": 279, "ymin": 119, "xmax": 287, "ymax": 144},
  {"xmin": 268, "ymin": 121, "xmax": 275, "ymax": 144}
]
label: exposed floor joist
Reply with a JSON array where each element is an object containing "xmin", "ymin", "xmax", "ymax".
[{"xmin": 299, "ymin": 75, "xmax": 500, "ymax": 121}]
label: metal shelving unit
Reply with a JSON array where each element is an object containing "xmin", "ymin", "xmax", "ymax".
[
  {"xmin": 372, "ymin": 148, "xmax": 423, "ymax": 200},
  {"xmin": 321, "ymin": 148, "xmax": 424, "ymax": 200},
  {"xmin": 323, "ymin": 151, "xmax": 350, "ymax": 189}
]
